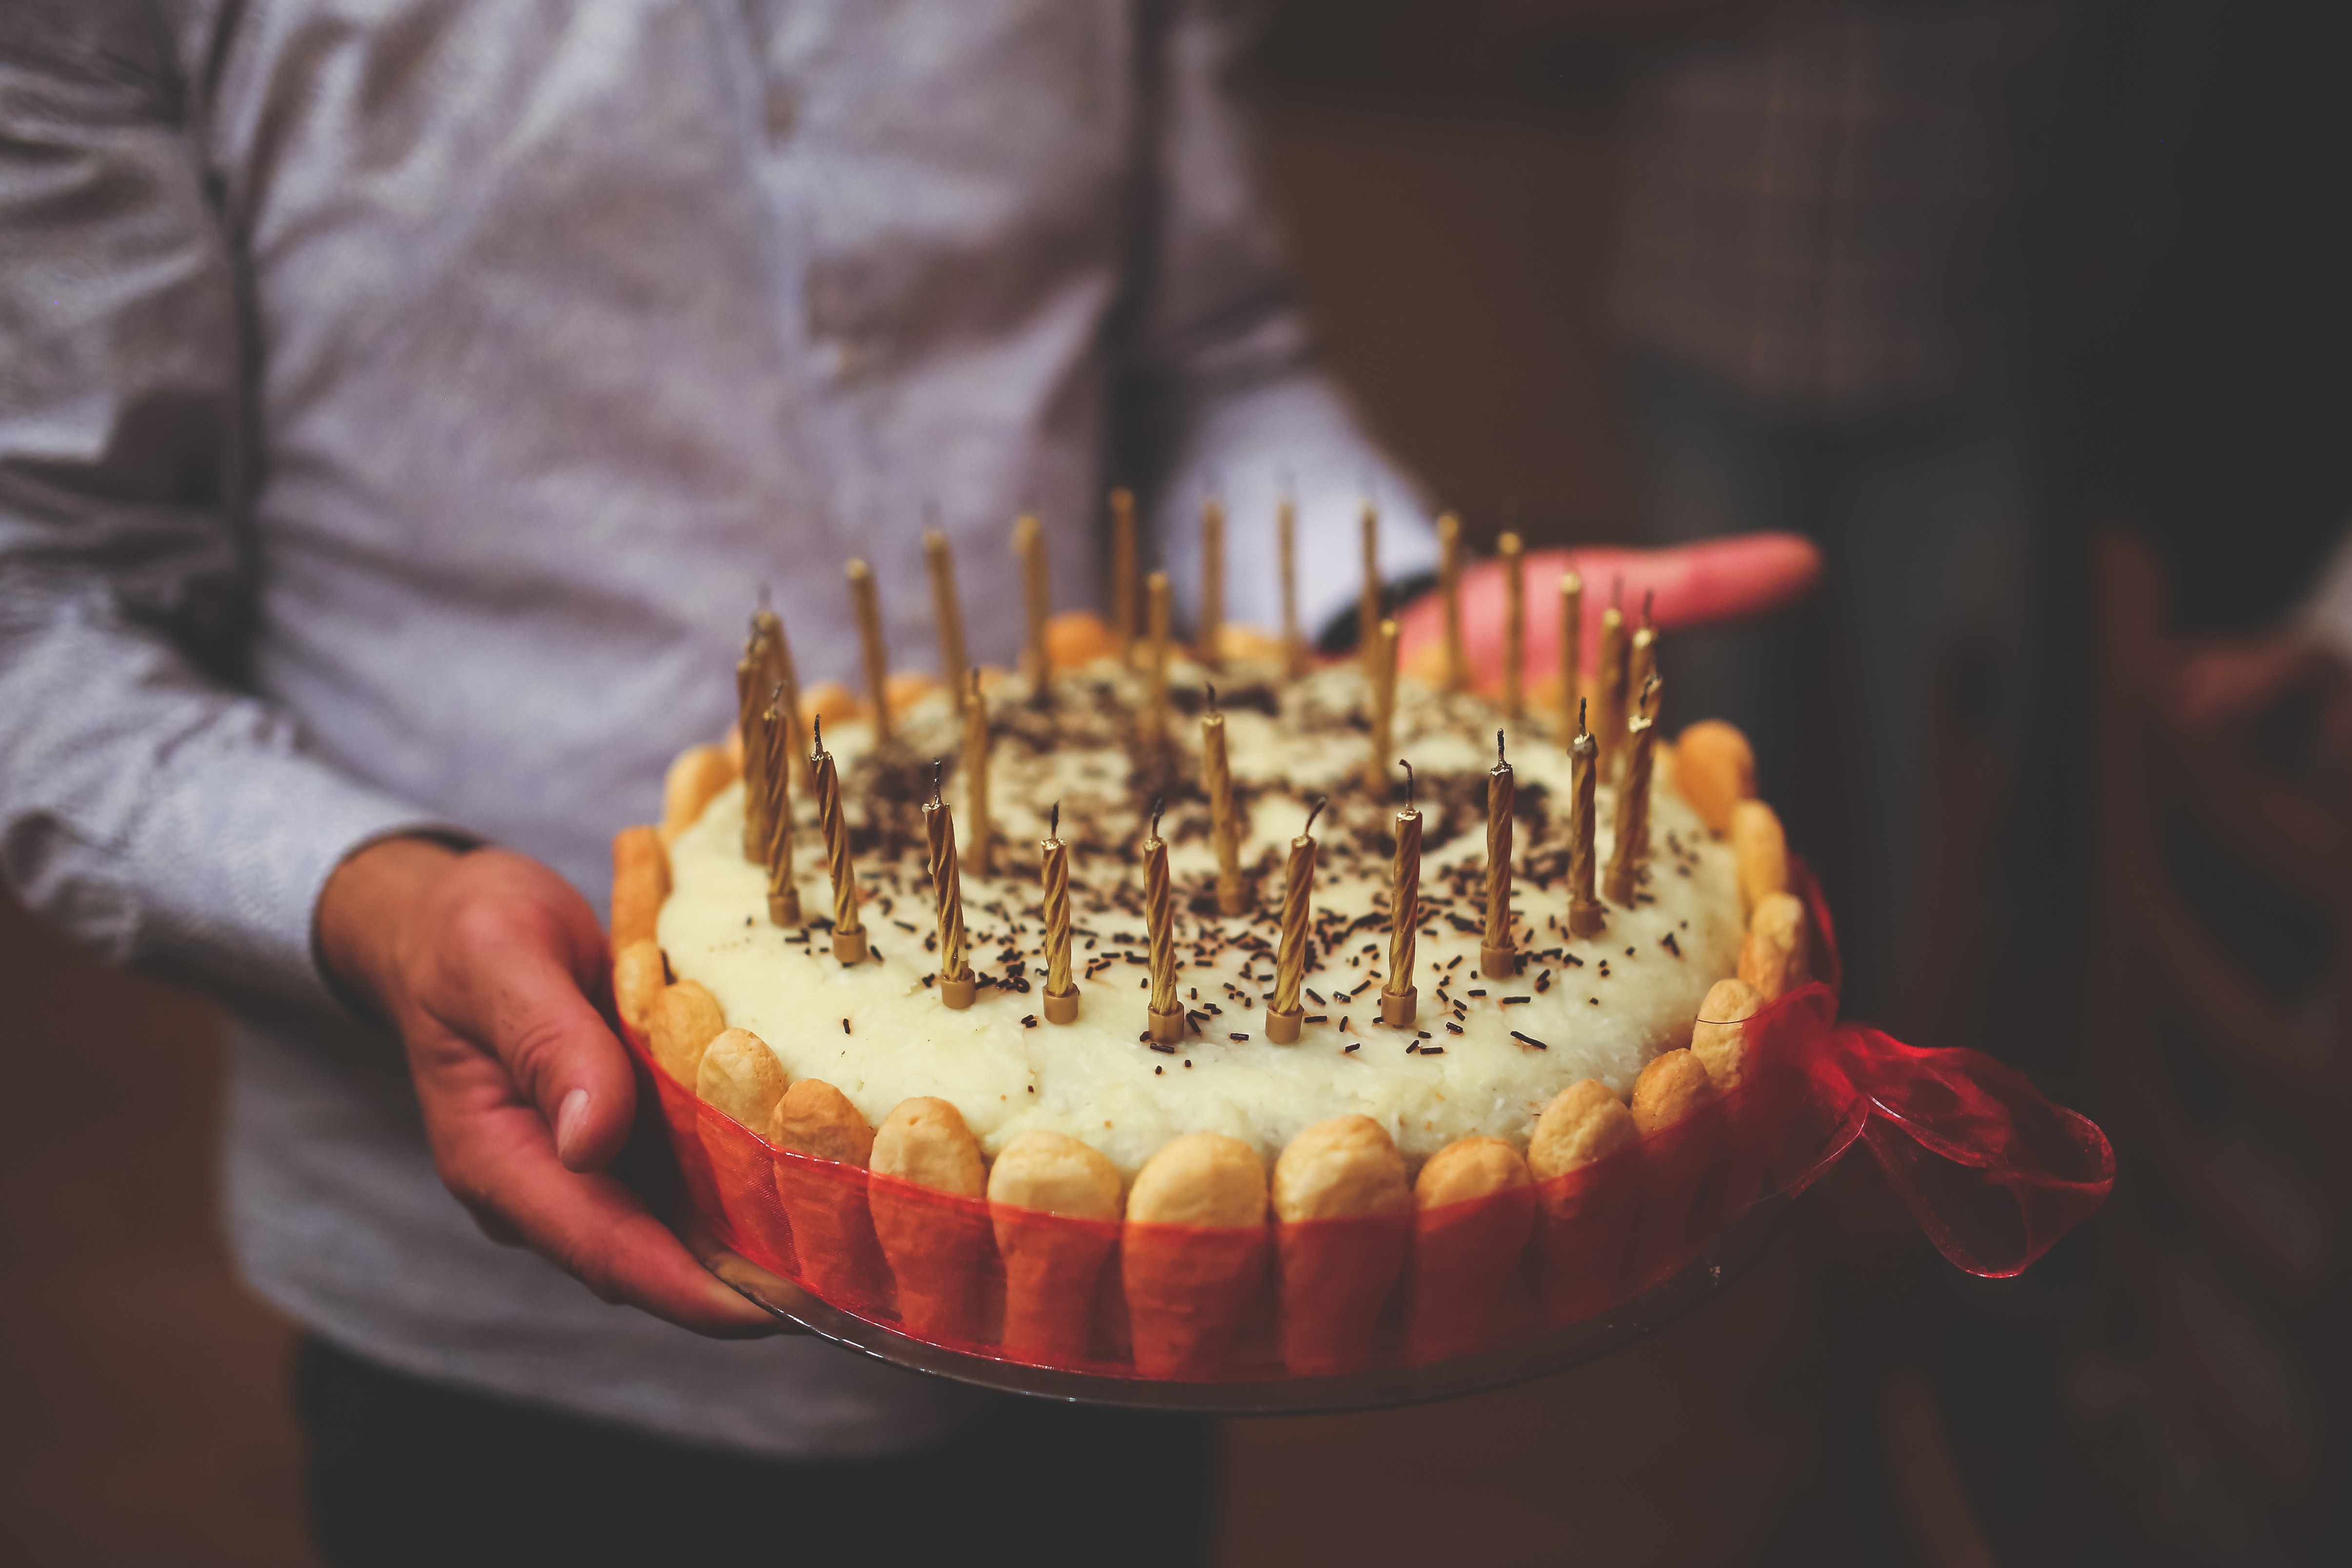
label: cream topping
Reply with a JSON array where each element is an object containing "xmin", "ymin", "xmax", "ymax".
[{"xmin": 657, "ymin": 658, "xmax": 1742, "ymax": 1177}]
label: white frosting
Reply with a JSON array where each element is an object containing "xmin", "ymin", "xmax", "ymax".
[{"xmin": 658, "ymin": 660, "xmax": 1742, "ymax": 1177}]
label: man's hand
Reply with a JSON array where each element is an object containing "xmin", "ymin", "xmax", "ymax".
[
  {"xmin": 316, "ymin": 838, "xmax": 778, "ymax": 1337},
  {"xmin": 1399, "ymin": 532, "xmax": 1821, "ymax": 692}
]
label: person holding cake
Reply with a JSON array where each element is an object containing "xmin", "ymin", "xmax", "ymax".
[{"xmin": 0, "ymin": 4, "xmax": 1815, "ymax": 1562}]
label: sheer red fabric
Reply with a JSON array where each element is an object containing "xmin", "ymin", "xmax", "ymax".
[{"xmin": 627, "ymin": 872, "xmax": 2112, "ymax": 1380}]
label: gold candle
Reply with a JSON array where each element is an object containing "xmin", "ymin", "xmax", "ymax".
[
  {"xmin": 762, "ymin": 685, "xmax": 799, "ymax": 925},
  {"xmin": 1596, "ymin": 588, "xmax": 1627, "ymax": 780},
  {"xmin": 1015, "ymin": 511, "xmax": 1049, "ymax": 689},
  {"xmin": 1359, "ymin": 499, "xmax": 1382, "ymax": 681},
  {"xmin": 846, "ymin": 558, "xmax": 892, "ymax": 747},
  {"xmin": 1481, "ymin": 730, "xmax": 1517, "ymax": 979},
  {"xmin": 1628, "ymin": 590, "xmax": 1657, "ymax": 722},
  {"xmin": 737, "ymin": 638, "xmax": 771, "ymax": 863},
  {"xmin": 1110, "ymin": 486, "xmax": 1139, "ymax": 660},
  {"xmin": 1143, "ymin": 798, "xmax": 1183, "ymax": 1043},
  {"xmin": 1040, "ymin": 802, "xmax": 1078, "ymax": 1024},
  {"xmin": 1438, "ymin": 512, "xmax": 1466, "ymax": 692},
  {"xmin": 1199, "ymin": 494, "xmax": 1225, "ymax": 665},
  {"xmin": 1278, "ymin": 493, "xmax": 1304, "ymax": 678},
  {"xmin": 961, "ymin": 670, "xmax": 993, "ymax": 877},
  {"xmin": 1145, "ymin": 570, "xmax": 1172, "ymax": 753},
  {"xmin": 1606, "ymin": 677, "xmax": 1662, "ymax": 906},
  {"xmin": 1380, "ymin": 761, "xmax": 1421, "ymax": 1027},
  {"xmin": 1202, "ymin": 686, "xmax": 1248, "ymax": 916},
  {"xmin": 925, "ymin": 762, "xmax": 975, "ymax": 1009},
  {"xmin": 812, "ymin": 718, "xmax": 866, "ymax": 963},
  {"xmin": 923, "ymin": 528, "xmax": 969, "ymax": 714},
  {"xmin": 755, "ymin": 603, "xmax": 811, "ymax": 794},
  {"xmin": 1567, "ymin": 699, "xmax": 1604, "ymax": 937},
  {"xmin": 1500, "ymin": 530, "xmax": 1525, "ymax": 719},
  {"xmin": 1558, "ymin": 571, "xmax": 1583, "ymax": 740},
  {"xmin": 1365, "ymin": 615, "xmax": 1400, "ymax": 792},
  {"xmin": 1265, "ymin": 796, "xmax": 1324, "ymax": 1043}
]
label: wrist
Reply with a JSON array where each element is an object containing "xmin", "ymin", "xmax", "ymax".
[{"xmin": 316, "ymin": 834, "xmax": 468, "ymax": 1021}]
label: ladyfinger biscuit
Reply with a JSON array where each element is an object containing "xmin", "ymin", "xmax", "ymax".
[
  {"xmin": 990, "ymin": 1130, "xmax": 1124, "ymax": 1363},
  {"xmin": 1273, "ymin": 1116, "xmax": 1411, "ymax": 1374},
  {"xmin": 1630, "ymin": 1048, "xmax": 1715, "ymax": 1134},
  {"xmin": 693, "ymin": 1027, "xmax": 788, "ymax": 1131},
  {"xmin": 610, "ymin": 825, "xmax": 670, "ymax": 950},
  {"xmin": 661, "ymin": 744, "xmax": 738, "ymax": 842},
  {"xmin": 1046, "ymin": 610, "xmax": 1118, "ymax": 669},
  {"xmin": 1527, "ymin": 1080, "xmax": 1638, "ymax": 1181},
  {"xmin": 869, "ymin": 1097, "xmax": 986, "ymax": 1196},
  {"xmin": 1414, "ymin": 1136, "xmax": 1532, "ymax": 1210},
  {"xmin": 1124, "ymin": 1133, "xmax": 1269, "ymax": 1378},
  {"xmin": 1737, "ymin": 891, "xmax": 1810, "ymax": 1002},
  {"xmin": 1674, "ymin": 720, "xmax": 1755, "ymax": 834},
  {"xmin": 1126, "ymin": 1132, "xmax": 1267, "ymax": 1227},
  {"xmin": 1690, "ymin": 977, "xmax": 1763, "ymax": 1092},
  {"xmin": 612, "ymin": 938, "xmax": 666, "ymax": 1040},
  {"xmin": 868, "ymin": 1098, "xmax": 989, "ymax": 1341},
  {"xmin": 1730, "ymin": 800, "xmax": 1787, "ymax": 918},
  {"xmin": 769, "ymin": 1078, "xmax": 875, "ymax": 1167},
  {"xmin": 648, "ymin": 980, "xmax": 726, "ymax": 1087},
  {"xmin": 1408, "ymin": 1137, "xmax": 1536, "ymax": 1364},
  {"xmin": 988, "ymin": 1130, "xmax": 1122, "ymax": 1220},
  {"xmin": 1272, "ymin": 1115, "xmax": 1411, "ymax": 1223},
  {"xmin": 768, "ymin": 1079, "xmax": 884, "ymax": 1304}
]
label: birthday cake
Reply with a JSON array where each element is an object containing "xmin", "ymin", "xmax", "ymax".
[{"xmin": 610, "ymin": 529, "xmax": 1812, "ymax": 1373}]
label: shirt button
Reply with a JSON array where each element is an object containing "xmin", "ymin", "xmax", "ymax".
[{"xmin": 763, "ymin": 82, "xmax": 797, "ymax": 142}]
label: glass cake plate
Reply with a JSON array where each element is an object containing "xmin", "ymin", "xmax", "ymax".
[{"xmin": 677, "ymin": 1191, "xmax": 1794, "ymax": 1416}]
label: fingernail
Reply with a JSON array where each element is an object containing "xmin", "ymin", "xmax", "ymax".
[{"xmin": 555, "ymin": 1088, "xmax": 592, "ymax": 1165}]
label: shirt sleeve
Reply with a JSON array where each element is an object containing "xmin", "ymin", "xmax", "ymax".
[
  {"xmin": 0, "ymin": 9, "xmax": 453, "ymax": 1009},
  {"xmin": 1122, "ymin": 0, "xmax": 1439, "ymax": 643}
]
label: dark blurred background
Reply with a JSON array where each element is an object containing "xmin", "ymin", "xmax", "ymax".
[{"xmin": 7, "ymin": 1, "xmax": 2348, "ymax": 1563}]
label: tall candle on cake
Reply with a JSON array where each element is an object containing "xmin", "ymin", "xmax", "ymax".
[
  {"xmin": 846, "ymin": 557, "xmax": 891, "ymax": 746},
  {"xmin": 1380, "ymin": 761, "xmax": 1422, "ymax": 1027},
  {"xmin": 762, "ymin": 685, "xmax": 799, "ymax": 925},
  {"xmin": 1202, "ymin": 686, "xmax": 1248, "ymax": 916},
  {"xmin": 1481, "ymin": 730, "xmax": 1517, "ymax": 979},
  {"xmin": 1142, "ymin": 798, "xmax": 1182, "ymax": 1043},
  {"xmin": 1265, "ymin": 796, "xmax": 1324, "ymax": 1043},
  {"xmin": 925, "ymin": 761, "xmax": 976, "ymax": 1008},
  {"xmin": 1606, "ymin": 677, "xmax": 1661, "ymax": 906},
  {"xmin": 1568, "ymin": 699, "xmax": 1605, "ymax": 936},
  {"xmin": 961, "ymin": 670, "xmax": 992, "ymax": 877},
  {"xmin": 1040, "ymin": 802, "xmax": 1078, "ymax": 1024},
  {"xmin": 812, "ymin": 718, "xmax": 866, "ymax": 962},
  {"xmin": 923, "ymin": 527, "xmax": 969, "ymax": 714},
  {"xmin": 1500, "ymin": 530, "xmax": 1525, "ymax": 719}
]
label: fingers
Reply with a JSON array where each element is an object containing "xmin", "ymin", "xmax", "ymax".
[
  {"xmin": 1397, "ymin": 532, "xmax": 1821, "ymax": 689},
  {"xmin": 410, "ymin": 1025, "xmax": 777, "ymax": 1337},
  {"xmin": 421, "ymin": 857, "xmax": 639, "ymax": 1174}
]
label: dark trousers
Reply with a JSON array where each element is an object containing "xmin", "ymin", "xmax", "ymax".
[{"xmin": 297, "ymin": 1337, "xmax": 1217, "ymax": 1568}]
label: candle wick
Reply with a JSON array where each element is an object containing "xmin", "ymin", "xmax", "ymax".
[
  {"xmin": 1496, "ymin": 728, "xmax": 1508, "ymax": 767},
  {"xmin": 1304, "ymin": 795, "xmax": 1326, "ymax": 837},
  {"xmin": 1150, "ymin": 794, "xmax": 1166, "ymax": 840},
  {"xmin": 930, "ymin": 757, "xmax": 944, "ymax": 807},
  {"xmin": 1049, "ymin": 800, "xmax": 1061, "ymax": 839},
  {"xmin": 1205, "ymin": 681, "xmax": 1217, "ymax": 714},
  {"xmin": 1579, "ymin": 696, "xmax": 1589, "ymax": 735},
  {"xmin": 970, "ymin": 667, "xmax": 981, "ymax": 697},
  {"xmin": 1641, "ymin": 588, "xmax": 1655, "ymax": 628},
  {"xmin": 1399, "ymin": 757, "xmax": 1414, "ymax": 809},
  {"xmin": 810, "ymin": 714, "xmax": 825, "ymax": 760}
]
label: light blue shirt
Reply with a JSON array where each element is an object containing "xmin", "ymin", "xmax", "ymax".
[{"xmin": 0, "ymin": 0, "xmax": 1434, "ymax": 1453}]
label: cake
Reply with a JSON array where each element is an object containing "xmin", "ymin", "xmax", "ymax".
[{"xmin": 611, "ymin": 593, "xmax": 1811, "ymax": 1375}]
